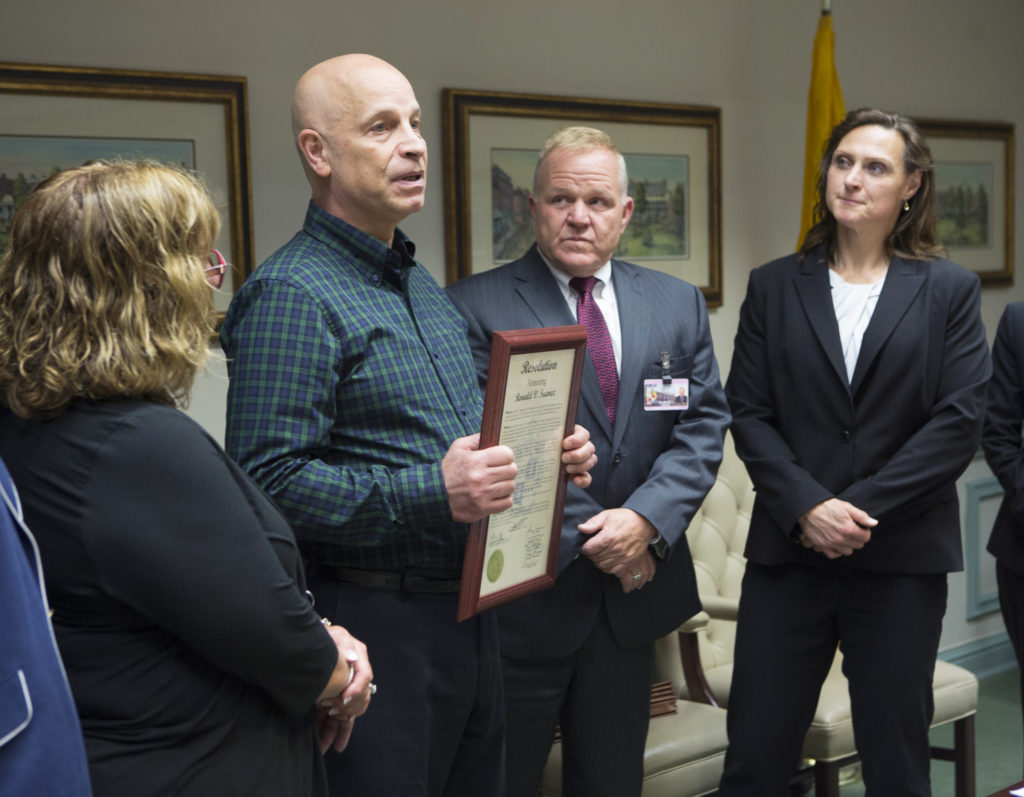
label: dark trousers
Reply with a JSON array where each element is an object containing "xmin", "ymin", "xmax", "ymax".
[
  {"xmin": 309, "ymin": 573, "xmax": 505, "ymax": 797},
  {"xmin": 997, "ymin": 560, "xmax": 1024, "ymax": 777},
  {"xmin": 502, "ymin": 607, "xmax": 652, "ymax": 797},
  {"xmin": 718, "ymin": 563, "xmax": 947, "ymax": 797}
]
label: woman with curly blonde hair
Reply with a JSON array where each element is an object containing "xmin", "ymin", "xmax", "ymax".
[
  {"xmin": 0, "ymin": 160, "xmax": 215, "ymax": 416},
  {"xmin": 0, "ymin": 161, "xmax": 373, "ymax": 797}
]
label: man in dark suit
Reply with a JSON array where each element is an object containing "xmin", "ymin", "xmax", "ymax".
[
  {"xmin": 982, "ymin": 300, "xmax": 1024, "ymax": 776},
  {"xmin": 446, "ymin": 126, "xmax": 730, "ymax": 797}
]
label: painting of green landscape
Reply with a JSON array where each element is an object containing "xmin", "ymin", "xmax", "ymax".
[
  {"xmin": 490, "ymin": 149, "xmax": 688, "ymax": 263},
  {"xmin": 935, "ymin": 160, "xmax": 991, "ymax": 248},
  {"xmin": 0, "ymin": 135, "xmax": 194, "ymax": 253}
]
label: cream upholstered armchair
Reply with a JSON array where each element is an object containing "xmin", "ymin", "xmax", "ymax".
[
  {"xmin": 537, "ymin": 440, "xmax": 761, "ymax": 795},
  {"xmin": 661, "ymin": 432, "xmax": 979, "ymax": 797},
  {"xmin": 538, "ymin": 655, "xmax": 728, "ymax": 797}
]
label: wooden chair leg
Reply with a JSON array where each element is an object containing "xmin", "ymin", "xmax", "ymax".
[
  {"xmin": 953, "ymin": 714, "xmax": 976, "ymax": 797},
  {"xmin": 814, "ymin": 760, "xmax": 841, "ymax": 797}
]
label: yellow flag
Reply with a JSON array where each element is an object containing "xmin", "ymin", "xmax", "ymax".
[{"xmin": 798, "ymin": 12, "xmax": 845, "ymax": 249}]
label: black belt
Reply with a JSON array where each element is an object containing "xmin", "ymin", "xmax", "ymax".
[{"xmin": 312, "ymin": 564, "xmax": 462, "ymax": 594}]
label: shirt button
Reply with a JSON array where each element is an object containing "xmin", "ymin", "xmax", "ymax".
[
  {"xmin": 371, "ymin": 274, "xmax": 381, "ymax": 285},
  {"xmin": 839, "ymin": 429, "xmax": 851, "ymax": 443}
]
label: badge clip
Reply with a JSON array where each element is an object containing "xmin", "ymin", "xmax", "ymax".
[{"xmin": 659, "ymin": 351, "xmax": 672, "ymax": 384}]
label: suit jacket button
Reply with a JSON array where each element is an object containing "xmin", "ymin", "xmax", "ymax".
[
  {"xmin": 613, "ymin": 452, "xmax": 623, "ymax": 464},
  {"xmin": 839, "ymin": 429, "xmax": 851, "ymax": 443}
]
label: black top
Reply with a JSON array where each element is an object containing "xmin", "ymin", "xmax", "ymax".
[{"xmin": 0, "ymin": 399, "xmax": 338, "ymax": 796}]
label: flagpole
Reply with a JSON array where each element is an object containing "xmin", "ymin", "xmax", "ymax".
[{"xmin": 797, "ymin": 0, "xmax": 845, "ymax": 248}]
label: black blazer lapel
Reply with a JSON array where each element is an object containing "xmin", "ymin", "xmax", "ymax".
[
  {"xmin": 849, "ymin": 256, "xmax": 926, "ymax": 395},
  {"xmin": 794, "ymin": 257, "xmax": 849, "ymax": 392}
]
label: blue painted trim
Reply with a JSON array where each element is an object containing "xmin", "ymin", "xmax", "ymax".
[
  {"xmin": 964, "ymin": 475, "xmax": 1003, "ymax": 619},
  {"xmin": 939, "ymin": 631, "xmax": 1016, "ymax": 679}
]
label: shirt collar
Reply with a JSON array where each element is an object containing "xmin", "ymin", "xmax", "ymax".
[
  {"xmin": 303, "ymin": 200, "xmax": 417, "ymax": 289},
  {"xmin": 537, "ymin": 249, "xmax": 614, "ymax": 297}
]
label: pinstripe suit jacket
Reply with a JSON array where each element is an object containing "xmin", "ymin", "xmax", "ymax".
[{"xmin": 446, "ymin": 245, "xmax": 730, "ymax": 656}]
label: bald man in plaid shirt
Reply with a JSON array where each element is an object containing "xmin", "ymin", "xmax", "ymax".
[{"xmin": 220, "ymin": 54, "xmax": 595, "ymax": 797}]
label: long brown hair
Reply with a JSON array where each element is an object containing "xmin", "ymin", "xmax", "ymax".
[{"xmin": 800, "ymin": 108, "xmax": 943, "ymax": 262}]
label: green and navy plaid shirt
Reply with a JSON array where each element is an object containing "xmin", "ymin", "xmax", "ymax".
[{"xmin": 221, "ymin": 202, "xmax": 483, "ymax": 571}]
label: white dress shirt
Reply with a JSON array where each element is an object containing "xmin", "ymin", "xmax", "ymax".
[{"xmin": 540, "ymin": 256, "xmax": 622, "ymax": 375}]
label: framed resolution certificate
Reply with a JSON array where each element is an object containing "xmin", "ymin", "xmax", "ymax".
[{"xmin": 457, "ymin": 326, "xmax": 586, "ymax": 621}]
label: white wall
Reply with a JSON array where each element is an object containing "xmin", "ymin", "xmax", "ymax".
[{"xmin": 4, "ymin": 0, "xmax": 1023, "ymax": 654}]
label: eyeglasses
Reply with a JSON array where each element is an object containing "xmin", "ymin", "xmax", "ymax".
[{"xmin": 204, "ymin": 249, "xmax": 227, "ymax": 289}]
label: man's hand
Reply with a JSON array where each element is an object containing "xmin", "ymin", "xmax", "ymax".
[
  {"xmin": 611, "ymin": 550, "xmax": 657, "ymax": 593},
  {"xmin": 798, "ymin": 498, "xmax": 876, "ymax": 559},
  {"xmin": 561, "ymin": 424, "xmax": 597, "ymax": 489},
  {"xmin": 579, "ymin": 507, "xmax": 657, "ymax": 573},
  {"xmin": 443, "ymin": 434, "xmax": 517, "ymax": 523}
]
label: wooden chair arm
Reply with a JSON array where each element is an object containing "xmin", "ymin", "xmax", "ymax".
[{"xmin": 678, "ymin": 612, "xmax": 721, "ymax": 707}]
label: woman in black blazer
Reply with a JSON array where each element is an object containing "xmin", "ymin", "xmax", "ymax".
[
  {"xmin": 719, "ymin": 109, "xmax": 990, "ymax": 795},
  {"xmin": 0, "ymin": 161, "xmax": 374, "ymax": 796}
]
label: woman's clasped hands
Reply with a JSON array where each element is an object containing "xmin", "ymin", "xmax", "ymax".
[{"xmin": 316, "ymin": 623, "xmax": 374, "ymax": 753}]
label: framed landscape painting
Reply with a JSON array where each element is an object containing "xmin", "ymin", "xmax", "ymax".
[
  {"xmin": 442, "ymin": 89, "xmax": 722, "ymax": 306},
  {"xmin": 0, "ymin": 62, "xmax": 254, "ymax": 322},
  {"xmin": 918, "ymin": 118, "xmax": 1014, "ymax": 284}
]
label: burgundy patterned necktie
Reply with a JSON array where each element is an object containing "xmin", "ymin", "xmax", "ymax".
[{"xmin": 570, "ymin": 275, "xmax": 619, "ymax": 425}]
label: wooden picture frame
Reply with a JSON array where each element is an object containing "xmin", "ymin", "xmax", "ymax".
[
  {"xmin": 0, "ymin": 62, "xmax": 254, "ymax": 324},
  {"xmin": 917, "ymin": 118, "xmax": 1014, "ymax": 284},
  {"xmin": 442, "ymin": 88, "xmax": 723, "ymax": 306},
  {"xmin": 457, "ymin": 325, "xmax": 586, "ymax": 621}
]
